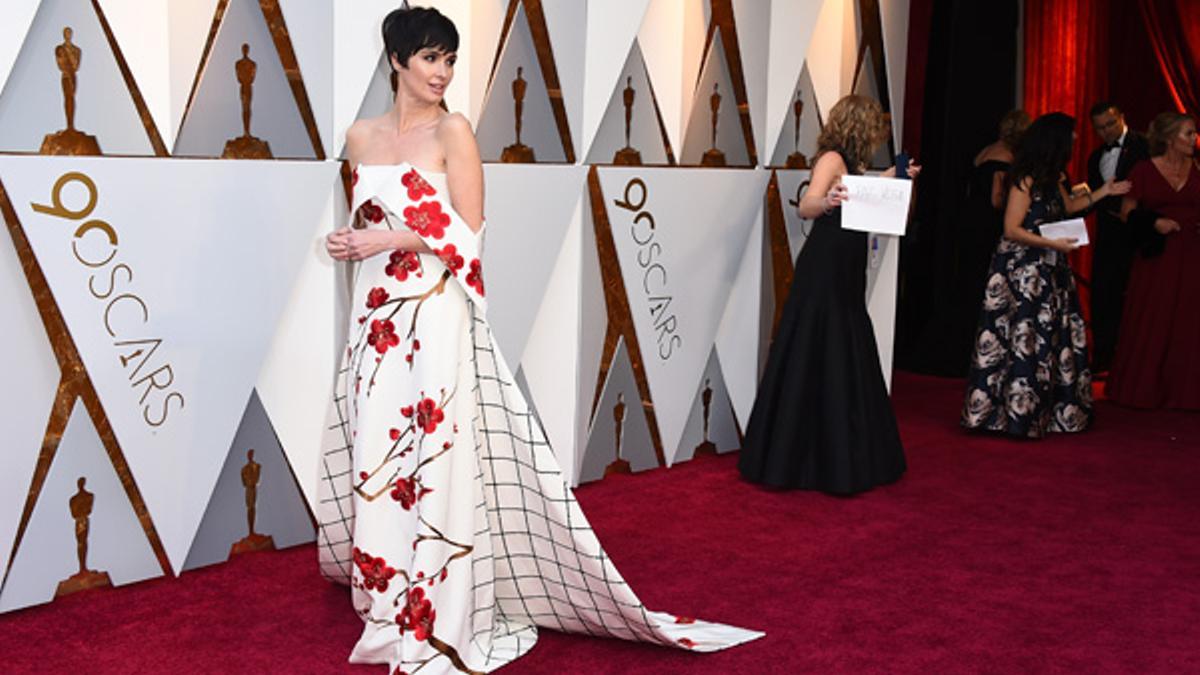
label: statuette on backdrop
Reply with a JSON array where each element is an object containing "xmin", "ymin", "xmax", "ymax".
[
  {"xmin": 694, "ymin": 379, "xmax": 718, "ymax": 457},
  {"xmin": 700, "ymin": 82, "xmax": 726, "ymax": 167},
  {"xmin": 230, "ymin": 449, "xmax": 276, "ymax": 556},
  {"xmin": 604, "ymin": 393, "xmax": 632, "ymax": 476},
  {"xmin": 222, "ymin": 43, "xmax": 273, "ymax": 159},
  {"xmin": 55, "ymin": 477, "xmax": 113, "ymax": 597},
  {"xmin": 613, "ymin": 76, "xmax": 642, "ymax": 165},
  {"xmin": 785, "ymin": 89, "xmax": 809, "ymax": 169},
  {"xmin": 501, "ymin": 66, "xmax": 535, "ymax": 163},
  {"xmin": 41, "ymin": 27, "xmax": 102, "ymax": 156}
]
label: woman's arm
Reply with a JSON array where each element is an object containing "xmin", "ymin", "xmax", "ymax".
[
  {"xmin": 798, "ymin": 152, "xmax": 848, "ymax": 219},
  {"xmin": 990, "ymin": 171, "xmax": 1006, "ymax": 210},
  {"xmin": 1063, "ymin": 177, "xmax": 1131, "ymax": 214},
  {"xmin": 1003, "ymin": 179, "xmax": 1076, "ymax": 253},
  {"xmin": 439, "ymin": 113, "xmax": 484, "ymax": 233}
]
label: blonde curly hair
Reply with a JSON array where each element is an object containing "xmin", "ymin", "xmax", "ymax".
[{"xmin": 816, "ymin": 95, "xmax": 890, "ymax": 171}]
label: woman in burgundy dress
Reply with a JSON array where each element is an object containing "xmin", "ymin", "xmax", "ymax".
[{"xmin": 1108, "ymin": 112, "xmax": 1200, "ymax": 409}]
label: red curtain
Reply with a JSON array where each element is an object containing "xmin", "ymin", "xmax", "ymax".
[
  {"xmin": 1138, "ymin": 0, "xmax": 1200, "ymax": 114},
  {"xmin": 1022, "ymin": 0, "xmax": 1111, "ymax": 317}
]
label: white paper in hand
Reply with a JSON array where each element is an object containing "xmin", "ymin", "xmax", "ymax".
[
  {"xmin": 1038, "ymin": 218, "xmax": 1090, "ymax": 247},
  {"xmin": 840, "ymin": 175, "xmax": 913, "ymax": 236}
]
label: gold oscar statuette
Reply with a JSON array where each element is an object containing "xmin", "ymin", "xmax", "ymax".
[
  {"xmin": 230, "ymin": 449, "xmax": 276, "ymax": 556},
  {"xmin": 55, "ymin": 477, "xmax": 113, "ymax": 598},
  {"xmin": 604, "ymin": 393, "xmax": 632, "ymax": 476},
  {"xmin": 612, "ymin": 76, "xmax": 642, "ymax": 166},
  {"xmin": 500, "ymin": 66, "xmax": 535, "ymax": 163},
  {"xmin": 222, "ymin": 43, "xmax": 274, "ymax": 159},
  {"xmin": 785, "ymin": 89, "xmax": 809, "ymax": 169},
  {"xmin": 693, "ymin": 379, "xmax": 718, "ymax": 457},
  {"xmin": 700, "ymin": 82, "xmax": 726, "ymax": 167},
  {"xmin": 41, "ymin": 27, "xmax": 102, "ymax": 156}
]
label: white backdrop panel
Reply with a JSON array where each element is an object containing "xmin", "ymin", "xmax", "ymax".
[
  {"xmin": 0, "ymin": 156, "xmax": 339, "ymax": 572},
  {"xmin": 768, "ymin": 64, "xmax": 822, "ymax": 168},
  {"xmin": 0, "ymin": 399, "xmax": 161, "ymax": 612},
  {"xmin": 0, "ymin": 0, "xmax": 41, "ymax": 99},
  {"xmin": 332, "ymin": 0, "xmax": 402, "ymax": 157},
  {"xmin": 541, "ymin": 0, "xmax": 586, "ymax": 157},
  {"xmin": 764, "ymin": 0, "xmax": 825, "ymax": 166},
  {"xmin": 866, "ymin": 233, "xmax": 899, "ymax": 391},
  {"xmin": 578, "ymin": 338, "xmax": 657, "ymax": 484},
  {"xmin": 279, "ymin": 0, "xmax": 332, "ymax": 158},
  {"xmin": 881, "ymin": 0, "xmax": 911, "ymax": 149},
  {"xmin": 96, "ymin": 0, "xmax": 170, "ymax": 149},
  {"xmin": 731, "ymin": 0, "xmax": 769, "ymax": 162},
  {"xmin": 597, "ymin": 166, "xmax": 768, "ymax": 463},
  {"xmin": 0, "ymin": 222, "xmax": 59, "ymax": 586},
  {"xmin": 0, "ymin": 0, "xmax": 154, "ymax": 155},
  {"xmin": 714, "ymin": 201, "xmax": 765, "ymax": 429},
  {"xmin": 581, "ymin": 0, "xmax": 651, "ymax": 157},
  {"xmin": 173, "ymin": 0, "xmax": 314, "ymax": 158},
  {"xmin": 166, "ymin": 0, "xmax": 220, "ymax": 149},
  {"xmin": 679, "ymin": 33, "xmax": 749, "ymax": 166},
  {"xmin": 674, "ymin": 347, "xmax": 740, "ymax": 464},
  {"xmin": 585, "ymin": 41, "xmax": 672, "ymax": 165}
]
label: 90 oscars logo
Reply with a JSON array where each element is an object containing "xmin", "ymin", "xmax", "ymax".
[
  {"xmin": 613, "ymin": 177, "xmax": 682, "ymax": 361},
  {"xmin": 32, "ymin": 171, "xmax": 186, "ymax": 427}
]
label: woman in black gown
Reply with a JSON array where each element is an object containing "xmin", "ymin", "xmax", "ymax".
[{"xmin": 740, "ymin": 95, "xmax": 916, "ymax": 495}]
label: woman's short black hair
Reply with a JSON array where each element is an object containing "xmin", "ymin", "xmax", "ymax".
[{"xmin": 382, "ymin": 6, "xmax": 459, "ymax": 70}]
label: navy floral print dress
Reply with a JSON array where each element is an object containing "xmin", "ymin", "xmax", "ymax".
[{"xmin": 962, "ymin": 187, "xmax": 1092, "ymax": 437}]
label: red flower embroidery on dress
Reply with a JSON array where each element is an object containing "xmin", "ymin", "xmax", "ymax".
[
  {"xmin": 403, "ymin": 201, "xmax": 450, "ymax": 239},
  {"xmin": 674, "ymin": 616, "xmax": 696, "ymax": 624},
  {"xmin": 365, "ymin": 287, "xmax": 390, "ymax": 309},
  {"xmin": 466, "ymin": 259, "xmax": 485, "ymax": 296},
  {"xmin": 351, "ymin": 168, "xmax": 359, "ymax": 187},
  {"xmin": 435, "ymin": 244, "xmax": 465, "ymax": 275},
  {"xmin": 401, "ymin": 169, "xmax": 437, "ymax": 200},
  {"xmin": 389, "ymin": 477, "xmax": 433, "ymax": 510},
  {"xmin": 385, "ymin": 250, "xmax": 422, "ymax": 282},
  {"xmin": 416, "ymin": 397, "xmax": 445, "ymax": 433},
  {"xmin": 400, "ymin": 405, "xmax": 414, "ymax": 418},
  {"xmin": 359, "ymin": 200, "xmax": 385, "ymax": 224},
  {"xmin": 352, "ymin": 547, "xmax": 396, "ymax": 593},
  {"xmin": 397, "ymin": 587, "xmax": 437, "ymax": 641},
  {"xmin": 367, "ymin": 319, "xmax": 400, "ymax": 354},
  {"xmin": 678, "ymin": 638, "xmax": 696, "ymax": 649}
]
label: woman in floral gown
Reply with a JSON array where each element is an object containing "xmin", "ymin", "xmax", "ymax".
[
  {"xmin": 318, "ymin": 8, "xmax": 760, "ymax": 674},
  {"xmin": 962, "ymin": 113, "xmax": 1130, "ymax": 437}
]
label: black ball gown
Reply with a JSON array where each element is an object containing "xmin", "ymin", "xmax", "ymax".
[{"xmin": 739, "ymin": 155, "xmax": 907, "ymax": 494}]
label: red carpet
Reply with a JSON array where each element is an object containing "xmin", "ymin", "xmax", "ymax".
[{"xmin": 2, "ymin": 372, "xmax": 1198, "ymax": 673}]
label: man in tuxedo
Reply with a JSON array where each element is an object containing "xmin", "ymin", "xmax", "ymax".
[{"xmin": 1087, "ymin": 101, "xmax": 1149, "ymax": 373}]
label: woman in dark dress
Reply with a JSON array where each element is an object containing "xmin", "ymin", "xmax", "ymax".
[
  {"xmin": 1108, "ymin": 112, "xmax": 1200, "ymax": 409},
  {"xmin": 952, "ymin": 110, "xmax": 1031, "ymax": 371},
  {"xmin": 740, "ymin": 95, "xmax": 916, "ymax": 495},
  {"xmin": 962, "ymin": 113, "xmax": 1130, "ymax": 437}
]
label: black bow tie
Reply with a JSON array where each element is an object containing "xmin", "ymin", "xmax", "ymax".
[{"xmin": 1104, "ymin": 142, "xmax": 1122, "ymax": 152}]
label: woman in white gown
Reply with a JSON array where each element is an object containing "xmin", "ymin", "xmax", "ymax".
[{"xmin": 318, "ymin": 7, "xmax": 760, "ymax": 673}]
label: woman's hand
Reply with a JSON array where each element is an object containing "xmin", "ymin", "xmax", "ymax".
[
  {"xmin": 1154, "ymin": 217, "xmax": 1182, "ymax": 235},
  {"xmin": 823, "ymin": 181, "xmax": 849, "ymax": 212},
  {"xmin": 326, "ymin": 227, "xmax": 397, "ymax": 261},
  {"xmin": 1047, "ymin": 237, "xmax": 1078, "ymax": 254},
  {"xmin": 1100, "ymin": 178, "xmax": 1132, "ymax": 199},
  {"xmin": 881, "ymin": 162, "xmax": 922, "ymax": 179}
]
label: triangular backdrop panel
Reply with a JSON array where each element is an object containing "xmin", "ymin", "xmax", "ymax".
[
  {"xmin": 517, "ymin": 194, "xmax": 601, "ymax": 487},
  {"xmin": 714, "ymin": 200, "xmax": 766, "ymax": 429},
  {"xmin": 183, "ymin": 390, "xmax": 314, "ymax": 572},
  {"xmin": 580, "ymin": 0, "xmax": 651, "ymax": 157},
  {"xmin": 540, "ymin": 0, "xmax": 585, "ymax": 157},
  {"xmin": 596, "ymin": 166, "xmax": 768, "ymax": 462},
  {"xmin": 482, "ymin": 164, "xmax": 587, "ymax": 367},
  {"xmin": 173, "ymin": 0, "xmax": 315, "ymax": 158},
  {"xmin": 678, "ymin": 29, "xmax": 750, "ymax": 167},
  {"xmin": 332, "ymin": 0, "xmax": 402, "ymax": 158},
  {"xmin": 806, "ymin": 0, "xmax": 848, "ymax": 121},
  {"xmin": 578, "ymin": 338, "xmax": 656, "ymax": 485},
  {"xmin": 880, "ymin": 0, "xmax": 910, "ymax": 149},
  {"xmin": 95, "ymin": 0, "xmax": 171, "ymax": 149},
  {"xmin": 673, "ymin": 347, "xmax": 740, "ymax": 465},
  {"xmin": 0, "ymin": 217, "xmax": 60, "ymax": 584},
  {"xmin": 768, "ymin": 64, "xmax": 822, "ymax": 168},
  {"xmin": 474, "ymin": 3, "xmax": 565, "ymax": 163},
  {"xmin": 256, "ymin": 187, "xmax": 347, "ymax": 512},
  {"xmin": 0, "ymin": 0, "xmax": 41, "ymax": 97},
  {"xmin": 777, "ymin": 169, "xmax": 816, "ymax": 260},
  {"xmin": 853, "ymin": 43, "xmax": 892, "ymax": 167},
  {"xmin": 762, "ymin": 0, "xmax": 824, "ymax": 164},
  {"xmin": 0, "ymin": 0, "xmax": 155, "ymax": 155},
  {"xmin": 278, "ymin": 0, "xmax": 333, "ymax": 159},
  {"xmin": 731, "ymin": 0, "xmax": 770, "ymax": 162},
  {"xmin": 585, "ymin": 40, "xmax": 672, "ymax": 165},
  {"xmin": 0, "ymin": 399, "xmax": 161, "ymax": 612},
  {"xmin": 166, "ymin": 0, "xmax": 221, "ymax": 149},
  {"xmin": 0, "ymin": 155, "xmax": 339, "ymax": 573},
  {"xmin": 865, "ymin": 232, "xmax": 899, "ymax": 390}
]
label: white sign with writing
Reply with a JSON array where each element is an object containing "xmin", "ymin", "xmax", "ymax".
[
  {"xmin": 1038, "ymin": 218, "xmax": 1090, "ymax": 247},
  {"xmin": 840, "ymin": 174, "xmax": 913, "ymax": 236}
]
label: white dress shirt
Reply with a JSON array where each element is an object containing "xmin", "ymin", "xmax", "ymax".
[{"xmin": 1099, "ymin": 128, "xmax": 1128, "ymax": 182}]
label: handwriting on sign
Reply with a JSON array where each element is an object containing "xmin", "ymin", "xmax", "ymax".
[
  {"xmin": 32, "ymin": 171, "xmax": 186, "ymax": 427},
  {"xmin": 613, "ymin": 177, "xmax": 682, "ymax": 361},
  {"xmin": 841, "ymin": 175, "xmax": 913, "ymax": 236}
]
